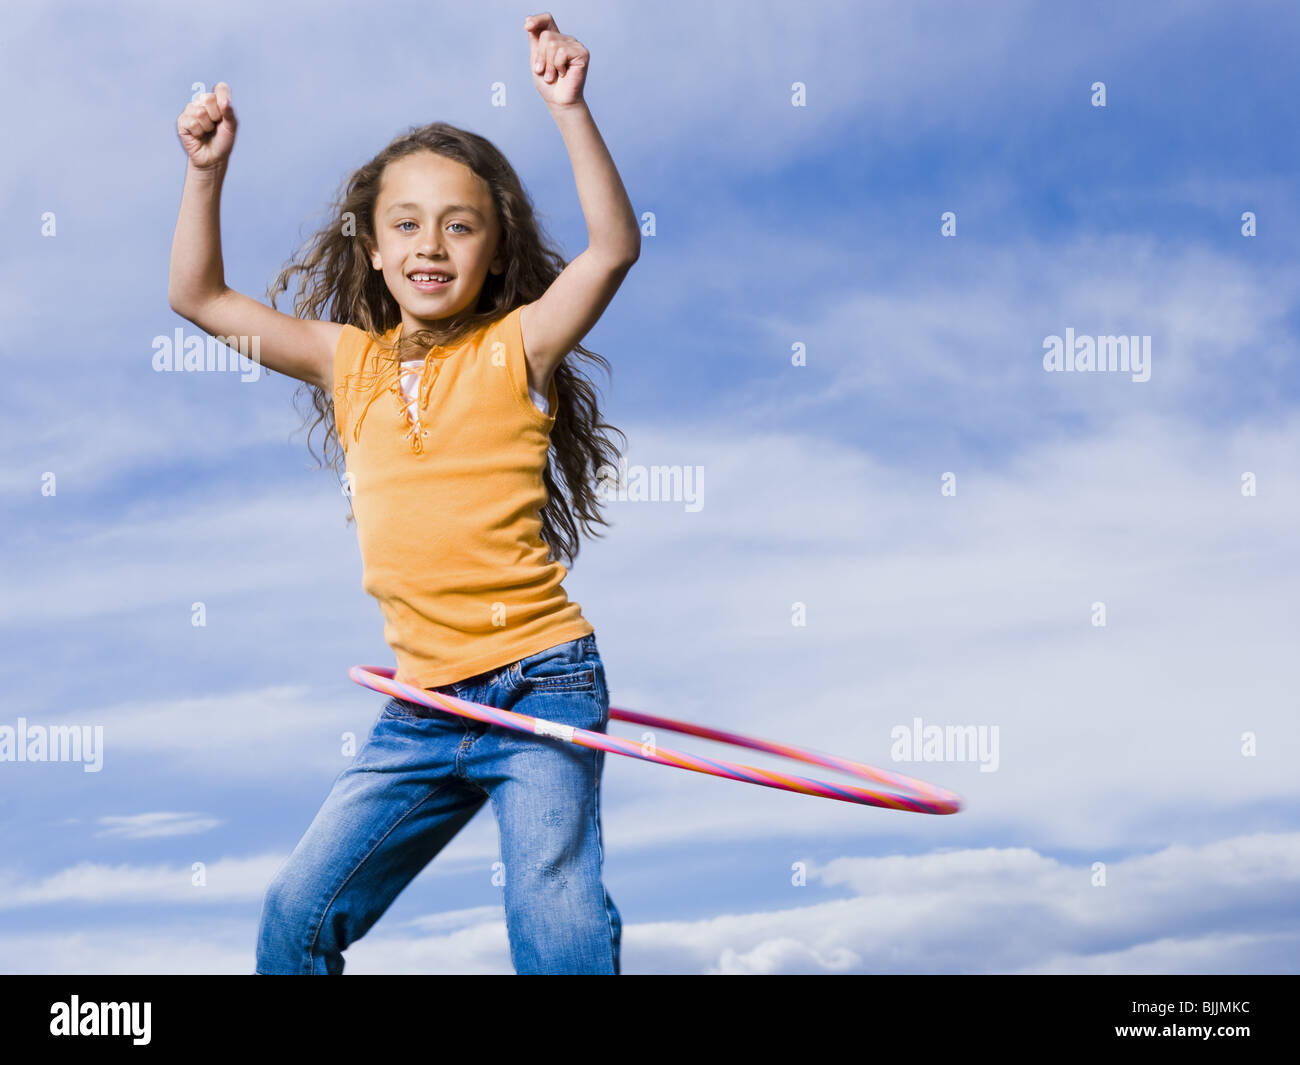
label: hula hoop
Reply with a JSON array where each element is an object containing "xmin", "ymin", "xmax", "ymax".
[{"xmin": 350, "ymin": 666, "xmax": 964, "ymax": 815}]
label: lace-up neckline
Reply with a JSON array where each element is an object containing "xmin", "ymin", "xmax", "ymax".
[{"xmin": 349, "ymin": 322, "xmax": 457, "ymax": 456}]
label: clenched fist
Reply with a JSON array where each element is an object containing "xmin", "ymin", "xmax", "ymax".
[
  {"xmin": 177, "ymin": 82, "xmax": 238, "ymax": 170},
  {"xmin": 524, "ymin": 13, "xmax": 588, "ymax": 109}
]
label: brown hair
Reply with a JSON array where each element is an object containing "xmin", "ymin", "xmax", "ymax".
[{"xmin": 266, "ymin": 122, "xmax": 627, "ymax": 568}]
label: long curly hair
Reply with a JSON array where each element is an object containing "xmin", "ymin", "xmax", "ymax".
[{"xmin": 267, "ymin": 121, "xmax": 627, "ymax": 568}]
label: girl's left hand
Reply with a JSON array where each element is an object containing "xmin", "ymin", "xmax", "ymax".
[{"xmin": 524, "ymin": 13, "xmax": 588, "ymax": 108}]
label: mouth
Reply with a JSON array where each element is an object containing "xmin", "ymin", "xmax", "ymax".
[{"xmin": 408, "ymin": 271, "xmax": 454, "ymax": 292}]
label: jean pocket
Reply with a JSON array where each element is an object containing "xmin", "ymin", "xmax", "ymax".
[
  {"xmin": 515, "ymin": 638, "xmax": 599, "ymax": 693},
  {"xmin": 520, "ymin": 663, "xmax": 597, "ymax": 693}
]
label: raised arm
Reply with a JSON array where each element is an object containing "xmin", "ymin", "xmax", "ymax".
[
  {"xmin": 517, "ymin": 16, "xmax": 641, "ymax": 397},
  {"xmin": 168, "ymin": 83, "xmax": 341, "ymax": 391}
]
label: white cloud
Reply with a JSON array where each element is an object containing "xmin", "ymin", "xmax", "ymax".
[
  {"xmin": 714, "ymin": 233, "xmax": 1300, "ymax": 431},
  {"xmin": 3, "ymin": 831, "xmax": 1293, "ymax": 973},
  {"xmin": 566, "ymin": 406, "xmax": 1300, "ymax": 853},
  {"xmin": 0, "ymin": 853, "xmax": 286, "ymax": 907},
  {"xmin": 94, "ymin": 812, "xmax": 224, "ymax": 839},
  {"xmin": 625, "ymin": 831, "xmax": 1300, "ymax": 974},
  {"xmin": 0, "ymin": 927, "xmax": 259, "ymax": 976},
  {"xmin": 0, "ymin": 845, "xmax": 502, "ymax": 910}
]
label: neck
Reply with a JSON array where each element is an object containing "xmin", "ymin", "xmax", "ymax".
[{"xmin": 398, "ymin": 309, "xmax": 472, "ymax": 357}]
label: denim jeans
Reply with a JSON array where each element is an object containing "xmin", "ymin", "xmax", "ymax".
[{"xmin": 255, "ymin": 632, "xmax": 621, "ymax": 974}]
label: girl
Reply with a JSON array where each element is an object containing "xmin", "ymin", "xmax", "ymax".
[{"xmin": 168, "ymin": 14, "xmax": 638, "ymax": 975}]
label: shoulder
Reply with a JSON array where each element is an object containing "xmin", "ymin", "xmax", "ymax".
[
  {"xmin": 475, "ymin": 304, "xmax": 528, "ymax": 364},
  {"xmin": 484, "ymin": 304, "xmax": 525, "ymax": 343},
  {"xmin": 472, "ymin": 305, "xmax": 526, "ymax": 367},
  {"xmin": 335, "ymin": 323, "xmax": 398, "ymax": 379},
  {"xmin": 337, "ymin": 321, "xmax": 397, "ymax": 356},
  {"xmin": 332, "ymin": 323, "xmax": 398, "ymax": 425}
]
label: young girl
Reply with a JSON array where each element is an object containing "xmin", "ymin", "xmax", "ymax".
[{"xmin": 168, "ymin": 14, "xmax": 638, "ymax": 975}]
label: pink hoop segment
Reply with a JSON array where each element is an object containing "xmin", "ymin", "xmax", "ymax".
[{"xmin": 350, "ymin": 666, "xmax": 964, "ymax": 815}]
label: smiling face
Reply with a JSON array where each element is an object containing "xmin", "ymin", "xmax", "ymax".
[{"xmin": 367, "ymin": 150, "xmax": 504, "ymax": 340}]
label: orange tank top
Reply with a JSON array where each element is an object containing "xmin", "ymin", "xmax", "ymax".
[{"xmin": 331, "ymin": 305, "xmax": 594, "ymax": 689}]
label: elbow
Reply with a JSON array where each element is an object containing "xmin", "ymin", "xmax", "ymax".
[
  {"xmin": 167, "ymin": 278, "xmax": 194, "ymax": 317},
  {"xmin": 594, "ymin": 232, "xmax": 640, "ymax": 271},
  {"xmin": 168, "ymin": 282, "xmax": 222, "ymax": 320},
  {"xmin": 607, "ymin": 243, "xmax": 640, "ymax": 272}
]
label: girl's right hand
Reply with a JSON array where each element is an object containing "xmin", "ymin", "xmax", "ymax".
[{"xmin": 177, "ymin": 82, "xmax": 237, "ymax": 170}]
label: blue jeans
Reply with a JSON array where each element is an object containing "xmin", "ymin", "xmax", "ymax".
[{"xmin": 255, "ymin": 633, "xmax": 621, "ymax": 974}]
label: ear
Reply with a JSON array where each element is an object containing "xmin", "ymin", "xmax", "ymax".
[{"xmin": 364, "ymin": 240, "xmax": 382, "ymax": 271}]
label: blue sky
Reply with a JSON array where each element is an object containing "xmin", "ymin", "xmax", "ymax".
[{"xmin": 2, "ymin": 0, "xmax": 1298, "ymax": 973}]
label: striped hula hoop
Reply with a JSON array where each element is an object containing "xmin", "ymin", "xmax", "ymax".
[{"xmin": 351, "ymin": 665, "xmax": 964, "ymax": 815}]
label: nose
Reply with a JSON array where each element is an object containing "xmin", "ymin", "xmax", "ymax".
[{"xmin": 416, "ymin": 235, "xmax": 446, "ymax": 260}]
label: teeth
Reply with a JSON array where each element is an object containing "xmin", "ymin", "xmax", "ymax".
[{"xmin": 411, "ymin": 274, "xmax": 450, "ymax": 282}]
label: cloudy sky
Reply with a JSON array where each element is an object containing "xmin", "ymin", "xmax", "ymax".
[{"xmin": 1, "ymin": 0, "xmax": 1297, "ymax": 974}]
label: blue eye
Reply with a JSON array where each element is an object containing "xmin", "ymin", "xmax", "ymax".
[{"xmin": 396, "ymin": 220, "xmax": 470, "ymax": 234}]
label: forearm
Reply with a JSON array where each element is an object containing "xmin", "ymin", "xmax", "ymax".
[
  {"xmin": 548, "ymin": 100, "xmax": 640, "ymax": 265},
  {"xmin": 168, "ymin": 161, "xmax": 231, "ymax": 312}
]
